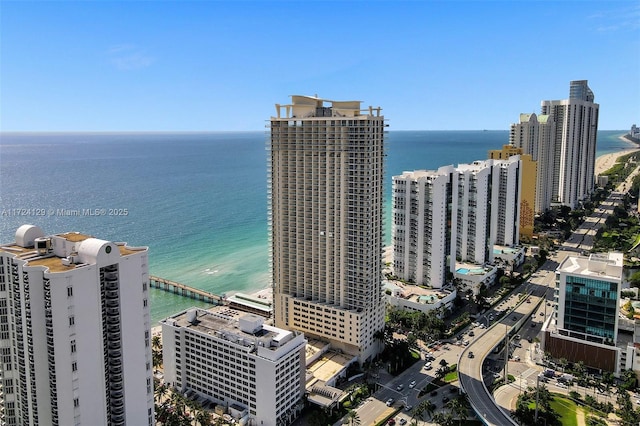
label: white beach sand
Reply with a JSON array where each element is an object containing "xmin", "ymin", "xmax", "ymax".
[{"xmin": 595, "ymin": 136, "xmax": 640, "ymax": 176}]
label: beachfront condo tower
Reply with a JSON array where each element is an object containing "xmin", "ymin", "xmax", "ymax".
[
  {"xmin": 488, "ymin": 145, "xmax": 536, "ymax": 238},
  {"xmin": 269, "ymin": 95, "xmax": 386, "ymax": 363},
  {"xmin": 541, "ymin": 80, "xmax": 599, "ymax": 209},
  {"xmin": 0, "ymin": 225, "xmax": 154, "ymax": 426},
  {"xmin": 392, "ymin": 166, "xmax": 455, "ymax": 289},
  {"xmin": 391, "ymin": 157, "xmax": 521, "ymax": 289},
  {"xmin": 509, "ymin": 113, "xmax": 557, "ymax": 214}
]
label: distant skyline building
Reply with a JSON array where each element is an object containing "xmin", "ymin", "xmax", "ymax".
[
  {"xmin": 509, "ymin": 112, "xmax": 556, "ymax": 214},
  {"xmin": 0, "ymin": 225, "xmax": 153, "ymax": 426},
  {"xmin": 541, "ymin": 80, "xmax": 599, "ymax": 209},
  {"xmin": 269, "ymin": 96, "xmax": 386, "ymax": 363},
  {"xmin": 544, "ymin": 252, "xmax": 623, "ymax": 373},
  {"xmin": 161, "ymin": 307, "xmax": 306, "ymax": 426}
]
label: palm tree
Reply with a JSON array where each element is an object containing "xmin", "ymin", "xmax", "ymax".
[
  {"xmin": 558, "ymin": 357, "xmax": 568, "ymax": 373},
  {"xmin": 432, "ymin": 412, "xmax": 455, "ymax": 426},
  {"xmin": 155, "ymin": 382, "xmax": 169, "ymax": 403},
  {"xmin": 152, "ymin": 334, "xmax": 162, "ymax": 350},
  {"xmin": 344, "ymin": 409, "xmax": 361, "ymax": 426},
  {"xmin": 447, "ymin": 397, "xmax": 468, "ymax": 425},
  {"xmin": 194, "ymin": 410, "xmax": 211, "ymax": 426},
  {"xmin": 412, "ymin": 400, "xmax": 435, "ymax": 421}
]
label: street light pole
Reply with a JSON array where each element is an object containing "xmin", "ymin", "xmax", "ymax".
[
  {"xmin": 534, "ymin": 374, "xmax": 540, "ymax": 423},
  {"xmin": 503, "ymin": 324, "xmax": 509, "ymax": 382}
]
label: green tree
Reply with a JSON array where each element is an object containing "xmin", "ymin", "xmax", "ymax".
[
  {"xmin": 344, "ymin": 409, "xmax": 361, "ymax": 426},
  {"xmin": 432, "ymin": 412, "xmax": 455, "ymax": 426},
  {"xmin": 412, "ymin": 400, "xmax": 435, "ymax": 422},
  {"xmin": 558, "ymin": 358, "xmax": 568, "ymax": 373},
  {"xmin": 447, "ymin": 397, "xmax": 468, "ymax": 425}
]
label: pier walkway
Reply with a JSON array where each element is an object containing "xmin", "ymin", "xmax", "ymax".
[{"xmin": 149, "ymin": 275, "xmax": 224, "ymax": 305}]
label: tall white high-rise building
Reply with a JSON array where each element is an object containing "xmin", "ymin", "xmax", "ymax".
[
  {"xmin": 541, "ymin": 80, "xmax": 599, "ymax": 208},
  {"xmin": 0, "ymin": 225, "xmax": 154, "ymax": 426},
  {"xmin": 269, "ymin": 95, "xmax": 386, "ymax": 363},
  {"xmin": 392, "ymin": 166, "xmax": 454, "ymax": 288},
  {"xmin": 452, "ymin": 161, "xmax": 494, "ymax": 266},
  {"xmin": 489, "ymin": 157, "xmax": 522, "ymax": 248},
  {"xmin": 392, "ymin": 157, "xmax": 521, "ymax": 287},
  {"xmin": 510, "ymin": 112, "xmax": 557, "ymax": 213},
  {"xmin": 161, "ymin": 308, "xmax": 306, "ymax": 426}
]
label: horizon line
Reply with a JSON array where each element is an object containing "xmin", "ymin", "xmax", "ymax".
[{"xmin": 0, "ymin": 129, "xmax": 630, "ymax": 134}]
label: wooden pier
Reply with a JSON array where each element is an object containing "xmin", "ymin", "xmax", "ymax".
[{"xmin": 149, "ymin": 275, "xmax": 224, "ymax": 305}]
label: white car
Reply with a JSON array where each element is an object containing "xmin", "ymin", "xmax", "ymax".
[
  {"xmin": 386, "ymin": 398, "xmax": 394, "ymax": 406},
  {"xmin": 409, "ymin": 380, "xmax": 416, "ymax": 388}
]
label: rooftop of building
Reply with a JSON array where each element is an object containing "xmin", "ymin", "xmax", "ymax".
[
  {"xmin": 557, "ymin": 252, "xmax": 624, "ymax": 280},
  {"xmin": 0, "ymin": 225, "xmax": 146, "ymax": 273},
  {"xmin": 383, "ymin": 280, "xmax": 454, "ymax": 304},
  {"xmin": 493, "ymin": 245, "xmax": 525, "ymax": 256},
  {"xmin": 162, "ymin": 306, "xmax": 298, "ymax": 352},
  {"xmin": 273, "ymin": 95, "xmax": 383, "ymax": 120},
  {"xmin": 455, "ymin": 263, "xmax": 494, "ymax": 276}
]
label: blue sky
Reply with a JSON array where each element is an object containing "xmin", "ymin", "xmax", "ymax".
[{"xmin": 1, "ymin": 1, "xmax": 638, "ymax": 131}]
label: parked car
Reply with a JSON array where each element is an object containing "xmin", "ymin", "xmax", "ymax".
[
  {"xmin": 409, "ymin": 380, "xmax": 416, "ymax": 388},
  {"xmin": 396, "ymin": 384, "xmax": 404, "ymax": 391},
  {"xmin": 386, "ymin": 398, "xmax": 395, "ymax": 406}
]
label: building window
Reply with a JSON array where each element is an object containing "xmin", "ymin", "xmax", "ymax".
[
  {"xmin": 69, "ymin": 316, "xmax": 75, "ymax": 326},
  {"xmin": 67, "ymin": 286, "xmax": 73, "ymax": 297},
  {"xmin": 73, "ymin": 398, "xmax": 79, "ymax": 408},
  {"xmin": 72, "ymin": 361, "xmax": 77, "ymax": 372},
  {"xmin": 71, "ymin": 340, "xmax": 76, "ymax": 353}
]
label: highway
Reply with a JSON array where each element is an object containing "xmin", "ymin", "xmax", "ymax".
[
  {"xmin": 457, "ymin": 164, "xmax": 640, "ymax": 425},
  {"xmin": 457, "ymin": 244, "xmax": 568, "ymax": 426}
]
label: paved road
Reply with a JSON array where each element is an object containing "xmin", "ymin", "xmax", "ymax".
[
  {"xmin": 457, "ymin": 250, "xmax": 565, "ymax": 425},
  {"xmin": 345, "ymin": 340, "xmax": 465, "ymax": 425},
  {"xmin": 457, "ymin": 165, "xmax": 640, "ymax": 425}
]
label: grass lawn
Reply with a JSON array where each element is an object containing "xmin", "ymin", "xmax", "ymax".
[
  {"xmin": 444, "ymin": 371, "xmax": 458, "ymax": 382},
  {"xmin": 548, "ymin": 396, "xmax": 579, "ymax": 426}
]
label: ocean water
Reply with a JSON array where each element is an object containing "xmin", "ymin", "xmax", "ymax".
[{"xmin": 0, "ymin": 130, "xmax": 631, "ymax": 323}]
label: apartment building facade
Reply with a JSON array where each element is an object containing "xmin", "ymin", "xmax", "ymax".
[
  {"xmin": 392, "ymin": 157, "xmax": 521, "ymax": 290},
  {"xmin": 269, "ymin": 96, "xmax": 386, "ymax": 363},
  {"xmin": 541, "ymin": 80, "xmax": 599, "ymax": 208},
  {"xmin": 161, "ymin": 308, "xmax": 306, "ymax": 426},
  {"xmin": 392, "ymin": 166, "xmax": 454, "ymax": 288},
  {"xmin": 0, "ymin": 225, "xmax": 154, "ymax": 426},
  {"xmin": 509, "ymin": 112, "xmax": 556, "ymax": 213},
  {"xmin": 544, "ymin": 252, "xmax": 623, "ymax": 372}
]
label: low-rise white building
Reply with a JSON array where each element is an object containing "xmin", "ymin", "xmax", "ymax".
[
  {"xmin": 453, "ymin": 263, "xmax": 498, "ymax": 296},
  {"xmin": 493, "ymin": 245, "xmax": 526, "ymax": 272},
  {"xmin": 383, "ymin": 281, "xmax": 456, "ymax": 316},
  {"xmin": 161, "ymin": 307, "xmax": 306, "ymax": 426}
]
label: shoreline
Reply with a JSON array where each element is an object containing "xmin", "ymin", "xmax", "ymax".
[
  {"xmin": 151, "ymin": 133, "xmax": 638, "ymax": 329},
  {"xmin": 594, "ymin": 135, "xmax": 640, "ymax": 176}
]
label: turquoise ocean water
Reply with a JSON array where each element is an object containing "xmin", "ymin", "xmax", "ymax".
[{"xmin": 0, "ymin": 130, "xmax": 632, "ymax": 323}]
